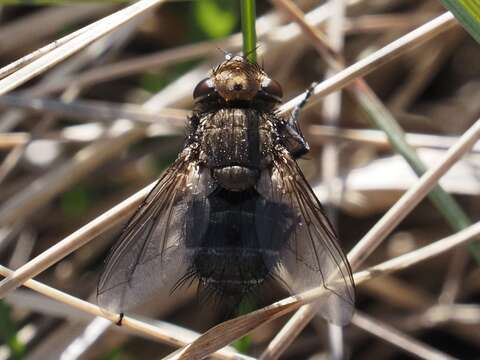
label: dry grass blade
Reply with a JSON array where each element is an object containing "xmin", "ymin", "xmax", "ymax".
[
  {"xmin": 32, "ymin": 40, "xmax": 231, "ymax": 95},
  {"xmin": 354, "ymin": 221, "xmax": 480, "ymax": 283},
  {"xmin": 352, "ymin": 312, "xmax": 456, "ymax": 360},
  {"xmin": 167, "ymin": 119, "xmax": 480, "ymax": 360},
  {"xmin": 309, "ymin": 125, "xmax": 480, "ymax": 152},
  {"xmin": 175, "ymin": 300, "xmax": 303, "ymax": 360},
  {"xmin": 347, "ymin": 119, "xmax": 480, "ymax": 268},
  {"xmin": 0, "ymin": 176, "xmax": 154, "ymax": 298},
  {"xmin": 0, "ymin": 94, "xmax": 188, "ymax": 127},
  {"xmin": 0, "ymin": 0, "xmax": 167, "ymax": 96},
  {"xmin": 279, "ymin": 12, "xmax": 456, "ymax": 113},
  {"xmin": 0, "ymin": 265, "xmax": 249, "ymax": 360},
  {"xmin": 344, "ymin": 13, "xmax": 434, "ymax": 33},
  {"xmin": 0, "ymin": 125, "xmax": 146, "ymax": 226},
  {"xmin": 0, "ymin": 133, "xmax": 30, "ymax": 150},
  {"xmin": 0, "ymin": 5, "xmax": 112, "ymax": 79},
  {"xmin": 25, "ymin": 0, "xmax": 348, "ymax": 96}
]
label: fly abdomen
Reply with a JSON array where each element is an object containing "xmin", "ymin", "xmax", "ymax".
[
  {"xmin": 193, "ymin": 246, "xmax": 274, "ymax": 297},
  {"xmin": 185, "ymin": 188, "xmax": 298, "ymax": 299}
]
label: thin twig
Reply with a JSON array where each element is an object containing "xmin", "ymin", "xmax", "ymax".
[
  {"xmin": 352, "ymin": 312, "xmax": 456, "ymax": 360},
  {"xmin": 308, "ymin": 125, "xmax": 480, "ymax": 152},
  {"xmin": 279, "ymin": 12, "xmax": 456, "ymax": 113},
  {"xmin": 0, "ymin": 125, "xmax": 146, "ymax": 226},
  {"xmin": 0, "ymin": 265, "xmax": 251, "ymax": 360},
  {"xmin": 348, "ymin": 119, "xmax": 480, "ymax": 268},
  {"xmin": 0, "ymin": 0, "xmax": 168, "ymax": 96},
  {"xmin": 0, "ymin": 94, "xmax": 187, "ymax": 127},
  {"xmin": 25, "ymin": 0, "xmax": 353, "ymax": 96},
  {"xmin": 0, "ymin": 133, "xmax": 30, "ymax": 150}
]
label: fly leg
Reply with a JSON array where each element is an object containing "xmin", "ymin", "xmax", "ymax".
[
  {"xmin": 116, "ymin": 312, "xmax": 124, "ymax": 326},
  {"xmin": 288, "ymin": 82, "xmax": 317, "ymax": 127},
  {"xmin": 284, "ymin": 82, "xmax": 317, "ymax": 158}
]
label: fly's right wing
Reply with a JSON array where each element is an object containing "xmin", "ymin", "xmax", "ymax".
[{"xmin": 257, "ymin": 148, "xmax": 355, "ymax": 325}]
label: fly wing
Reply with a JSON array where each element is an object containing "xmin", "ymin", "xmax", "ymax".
[
  {"xmin": 97, "ymin": 148, "xmax": 210, "ymax": 313},
  {"xmin": 257, "ymin": 149, "xmax": 355, "ymax": 325}
]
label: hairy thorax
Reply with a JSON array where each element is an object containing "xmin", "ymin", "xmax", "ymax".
[{"xmin": 198, "ymin": 108, "xmax": 275, "ymax": 191}]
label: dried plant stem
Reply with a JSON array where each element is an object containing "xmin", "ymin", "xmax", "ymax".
[
  {"xmin": 347, "ymin": 120, "xmax": 480, "ymax": 267},
  {"xmin": 0, "ymin": 5, "xmax": 112, "ymax": 79},
  {"xmin": 0, "ymin": 0, "xmax": 168, "ymax": 96},
  {"xmin": 0, "ymin": 266, "xmax": 249, "ymax": 360},
  {"xmin": 0, "ymin": 94, "xmax": 187, "ymax": 127},
  {"xmin": 308, "ymin": 125, "xmax": 480, "ymax": 152},
  {"xmin": 279, "ymin": 12, "xmax": 456, "ymax": 113},
  {"xmin": 344, "ymin": 13, "xmax": 434, "ymax": 34},
  {"xmin": 354, "ymin": 221, "xmax": 480, "ymax": 284},
  {"xmin": 351, "ymin": 312, "xmax": 456, "ymax": 360},
  {"xmin": 321, "ymin": 1, "xmax": 346, "ymax": 357},
  {"xmin": 354, "ymin": 82, "xmax": 478, "ymax": 259},
  {"xmin": 0, "ymin": 144, "xmax": 26, "ymax": 184},
  {"xmin": 0, "ymin": 125, "xmax": 146, "ymax": 226},
  {"xmin": 0, "ymin": 133, "xmax": 29, "ymax": 150},
  {"xmin": 29, "ymin": 40, "xmax": 236, "ymax": 95},
  {"xmin": 0, "ymin": 180, "xmax": 152, "ymax": 298}
]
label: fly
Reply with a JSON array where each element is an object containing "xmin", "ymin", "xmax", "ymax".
[{"xmin": 97, "ymin": 55, "xmax": 355, "ymax": 325}]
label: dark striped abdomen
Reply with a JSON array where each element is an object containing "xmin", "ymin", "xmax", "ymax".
[{"xmin": 185, "ymin": 188, "xmax": 298, "ymax": 298}]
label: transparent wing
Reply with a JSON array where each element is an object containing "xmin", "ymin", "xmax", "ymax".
[
  {"xmin": 257, "ymin": 149, "xmax": 355, "ymax": 325},
  {"xmin": 97, "ymin": 149, "xmax": 209, "ymax": 313}
]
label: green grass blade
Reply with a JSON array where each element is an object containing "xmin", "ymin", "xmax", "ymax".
[
  {"xmin": 240, "ymin": 0, "xmax": 257, "ymax": 63},
  {"xmin": 441, "ymin": 0, "xmax": 480, "ymax": 44}
]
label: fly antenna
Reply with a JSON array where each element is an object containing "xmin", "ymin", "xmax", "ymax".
[{"xmin": 216, "ymin": 47, "xmax": 234, "ymax": 61}]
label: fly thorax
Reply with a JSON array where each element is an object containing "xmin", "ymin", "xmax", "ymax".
[{"xmin": 201, "ymin": 109, "xmax": 262, "ymax": 168}]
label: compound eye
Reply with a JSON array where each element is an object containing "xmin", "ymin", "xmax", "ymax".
[
  {"xmin": 193, "ymin": 78, "xmax": 215, "ymax": 100},
  {"xmin": 262, "ymin": 78, "xmax": 283, "ymax": 100}
]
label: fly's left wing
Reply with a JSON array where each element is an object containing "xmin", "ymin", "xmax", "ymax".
[
  {"xmin": 97, "ymin": 148, "xmax": 209, "ymax": 313},
  {"xmin": 256, "ymin": 148, "xmax": 355, "ymax": 325}
]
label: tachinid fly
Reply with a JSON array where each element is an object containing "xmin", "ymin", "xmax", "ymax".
[{"xmin": 97, "ymin": 55, "xmax": 355, "ymax": 325}]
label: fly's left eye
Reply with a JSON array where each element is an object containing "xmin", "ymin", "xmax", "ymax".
[
  {"xmin": 262, "ymin": 79, "xmax": 283, "ymax": 100},
  {"xmin": 193, "ymin": 78, "xmax": 215, "ymax": 100}
]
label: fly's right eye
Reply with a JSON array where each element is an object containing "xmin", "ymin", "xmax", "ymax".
[{"xmin": 193, "ymin": 78, "xmax": 215, "ymax": 100}]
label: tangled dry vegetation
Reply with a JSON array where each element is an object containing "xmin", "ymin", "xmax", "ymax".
[{"xmin": 0, "ymin": 0, "xmax": 479, "ymax": 359}]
